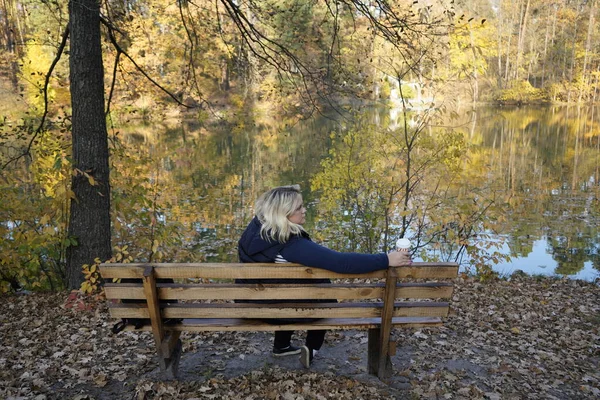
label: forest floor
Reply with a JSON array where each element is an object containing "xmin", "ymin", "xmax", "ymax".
[{"xmin": 1, "ymin": 275, "xmax": 599, "ymax": 400}]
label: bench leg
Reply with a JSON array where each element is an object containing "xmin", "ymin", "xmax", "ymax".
[
  {"xmin": 158, "ymin": 337, "xmax": 183, "ymax": 379},
  {"xmin": 367, "ymin": 328, "xmax": 393, "ymax": 380}
]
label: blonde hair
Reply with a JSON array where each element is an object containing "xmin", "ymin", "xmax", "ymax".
[{"xmin": 255, "ymin": 184, "xmax": 305, "ymax": 243}]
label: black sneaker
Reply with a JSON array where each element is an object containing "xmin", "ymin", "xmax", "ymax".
[
  {"xmin": 299, "ymin": 346, "xmax": 313, "ymax": 368},
  {"xmin": 272, "ymin": 345, "xmax": 301, "ymax": 357}
]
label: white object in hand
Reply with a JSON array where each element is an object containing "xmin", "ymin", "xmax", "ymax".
[{"xmin": 396, "ymin": 238, "xmax": 411, "ymax": 251}]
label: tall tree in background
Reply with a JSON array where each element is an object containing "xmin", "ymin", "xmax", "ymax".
[
  {"xmin": 66, "ymin": 0, "xmax": 111, "ymax": 289},
  {"xmin": 0, "ymin": 0, "xmax": 24, "ymax": 89}
]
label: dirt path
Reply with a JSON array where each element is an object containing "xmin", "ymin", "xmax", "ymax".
[{"xmin": 1, "ymin": 276, "xmax": 598, "ymax": 399}]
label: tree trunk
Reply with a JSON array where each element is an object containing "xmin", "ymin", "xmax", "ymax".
[
  {"xmin": 593, "ymin": 65, "xmax": 600, "ymax": 103},
  {"xmin": 578, "ymin": 0, "xmax": 596, "ymax": 103},
  {"xmin": 66, "ymin": 0, "xmax": 112, "ymax": 290},
  {"xmin": 469, "ymin": 23, "xmax": 479, "ymax": 104},
  {"xmin": 566, "ymin": 22, "xmax": 579, "ymax": 104},
  {"xmin": 1, "ymin": 0, "xmax": 19, "ymax": 89},
  {"xmin": 504, "ymin": 0, "xmax": 517, "ymax": 84},
  {"xmin": 541, "ymin": 12, "xmax": 551, "ymax": 88},
  {"xmin": 515, "ymin": 0, "xmax": 531, "ymax": 81},
  {"xmin": 549, "ymin": 4, "xmax": 558, "ymax": 83},
  {"xmin": 496, "ymin": 4, "xmax": 503, "ymax": 88}
]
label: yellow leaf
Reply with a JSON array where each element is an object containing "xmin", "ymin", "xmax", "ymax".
[
  {"xmin": 90, "ymin": 265, "xmax": 97, "ymax": 273},
  {"xmin": 87, "ymin": 174, "xmax": 96, "ymax": 186},
  {"xmin": 510, "ymin": 327, "xmax": 520, "ymax": 334}
]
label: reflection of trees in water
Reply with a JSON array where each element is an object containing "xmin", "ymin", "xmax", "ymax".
[
  {"xmin": 112, "ymin": 111, "xmax": 335, "ymax": 261},
  {"xmin": 593, "ymin": 257, "xmax": 600, "ymax": 274},
  {"xmin": 546, "ymin": 218, "xmax": 600, "ymax": 276},
  {"xmin": 549, "ymin": 236, "xmax": 588, "ymax": 276},
  {"xmin": 309, "ymin": 107, "xmax": 510, "ymax": 277},
  {"xmin": 111, "ymin": 106, "xmax": 600, "ymax": 276},
  {"xmin": 470, "ymin": 106, "xmax": 600, "ymax": 277}
]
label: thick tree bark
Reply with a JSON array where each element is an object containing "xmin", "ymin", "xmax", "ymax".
[{"xmin": 66, "ymin": 0, "xmax": 111, "ymax": 290}]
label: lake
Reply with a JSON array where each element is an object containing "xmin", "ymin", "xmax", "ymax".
[{"xmin": 111, "ymin": 105, "xmax": 599, "ymax": 281}]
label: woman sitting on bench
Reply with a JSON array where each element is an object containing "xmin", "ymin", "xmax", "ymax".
[{"xmin": 237, "ymin": 184, "xmax": 412, "ymax": 368}]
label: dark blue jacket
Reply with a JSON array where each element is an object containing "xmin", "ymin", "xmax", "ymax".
[
  {"xmin": 236, "ymin": 217, "xmax": 389, "ymax": 322},
  {"xmin": 238, "ymin": 217, "xmax": 389, "ymax": 274}
]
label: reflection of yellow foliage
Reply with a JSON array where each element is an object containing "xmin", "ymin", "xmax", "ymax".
[
  {"xmin": 19, "ymin": 40, "xmax": 54, "ymax": 114},
  {"xmin": 496, "ymin": 108, "xmax": 539, "ymax": 131},
  {"xmin": 255, "ymin": 128, "xmax": 280, "ymax": 148}
]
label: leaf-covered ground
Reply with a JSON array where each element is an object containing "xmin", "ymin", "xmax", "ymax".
[{"xmin": 1, "ymin": 276, "xmax": 599, "ymax": 399}]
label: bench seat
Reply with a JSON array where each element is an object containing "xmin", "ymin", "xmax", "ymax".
[{"xmin": 99, "ymin": 262, "xmax": 458, "ymax": 381}]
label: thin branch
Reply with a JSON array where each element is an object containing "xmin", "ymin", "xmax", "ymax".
[
  {"xmin": 105, "ymin": 49, "xmax": 121, "ymax": 116},
  {"xmin": 100, "ymin": 17, "xmax": 197, "ymax": 109}
]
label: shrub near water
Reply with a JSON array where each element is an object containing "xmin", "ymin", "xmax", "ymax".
[
  {"xmin": 495, "ymin": 80, "xmax": 550, "ymax": 105},
  {"xmin": 0, "ymin": 131, "xmax": 72, "ymax": 292}
]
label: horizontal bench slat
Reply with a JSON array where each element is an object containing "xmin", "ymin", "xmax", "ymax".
[
  {"xmin": 99, "ymin": 262, "xmax": 459, "ymax": 280},
  {"xmin": 108, "ymin": 301, "xmax": 450, "ymax": 319},
  {"xmin": 105, "ymin": 282, "xmax": 454, "ymax": 301},
  {"xmin": 121, "ymin": 317, "xmax": 444, "ymax": 332}
]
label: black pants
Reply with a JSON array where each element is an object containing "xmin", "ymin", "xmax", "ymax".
[{"xmin": 274, "ymin": 330, "xmax": 326, "ymax": 351}]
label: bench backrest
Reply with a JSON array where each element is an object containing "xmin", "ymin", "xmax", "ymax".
[{"xmin": 99, "ymin": 262, "xmax": 458, "ymax": 328}]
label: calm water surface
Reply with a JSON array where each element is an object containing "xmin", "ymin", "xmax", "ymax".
[{"xmin": 119, "ymin": 105, "xmax": 600, "ymax": 281}]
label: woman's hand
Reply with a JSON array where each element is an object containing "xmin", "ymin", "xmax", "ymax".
[{"xmin": 387, "ymin": 251, "xmax": 412, "ymax": 266}]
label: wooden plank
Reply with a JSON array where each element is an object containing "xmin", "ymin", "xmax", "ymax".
[
  {"xmin": 119, "ymin": 317, "xmax": 443, "ymax": 332},
  {"xmin": 105, "ymin": 283, "xmax": 383, "ymax": 300},
  {"xmin": 104, "ymin": 282, "xmax": 454, "ymax": 301},
  {"xmin": 160, "ymin": 284, "xmax": 379, "ymax": 300},
  {"xmin": 142, "ymin": 266, "xmax": 165, "ymax": 358},
  {"xmin": 378, "ymin": 267, "xmax": 398, "ymax": 380},
  {"xmin": 104, "ymin": 284, "xmax": 145, "ymax": 300},
  {"xmin": 394, "ymin": 264, "xmax": 458, "ymax": 279},
  {"xmin": 108, "ymin": 301, "xmax": 450, "ymax": 319},
  {"xmin": 99, "ymin": 262, "xmax": 459, "ymax": 280}
]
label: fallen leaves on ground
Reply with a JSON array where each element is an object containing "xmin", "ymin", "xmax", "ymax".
[{"xmin": 0, "ymin": 275, "xmax": 598, "ymax": 399}]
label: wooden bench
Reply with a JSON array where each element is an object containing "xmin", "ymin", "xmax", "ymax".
[{"xmin": 99, "ymin": 262, "xmax": 458, "ymax": 381}]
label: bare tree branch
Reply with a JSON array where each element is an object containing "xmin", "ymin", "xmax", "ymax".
[
  {"xmin": 105, "ymin": 48, "xmax": 121, "ymax": 116},
  {"xmin": 100, "ymin": 17, "xmax": 198, "ymax": 109}
]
